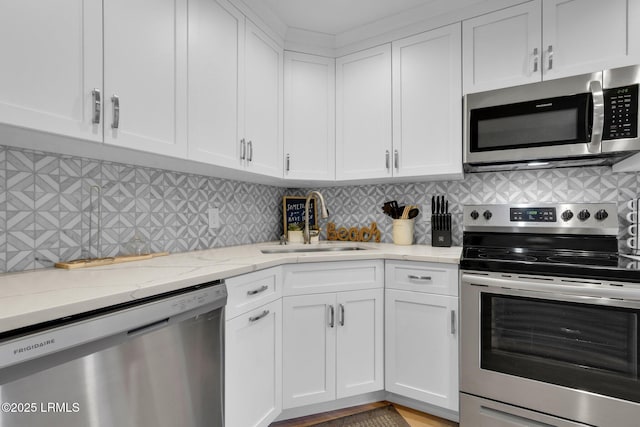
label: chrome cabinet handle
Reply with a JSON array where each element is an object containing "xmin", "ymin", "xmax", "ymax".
[
  {"xmin": 240, "ymin": 139, "xmax": 246, "ymax": 160},
  {"xmin": 394, "ymin": 149, "xmax": 399, "ymax": 170},
  {"xmin": 249, "ymin": 309, "xmax": 270, "ymax": 323},
  {"xmin": 247, "ymin": 285, "xmax": 268, "ymax": 296},
  {"xmin": 111, "ymin": 95, "xmax": 120, "ymax": 129},
  {"xmin": 451, "ymin": 310, "xmax": 456, "ymax": 335},
  {"xmin": 385, "ymin": 150, "xmax": 390, "ymax": 170},
  {"xmin": 588, "ymin": 79, "xmax": 604, "ymax": 154},
  {"xmin": 247, "ymin": 140, "xmax": 253, "ymax": 162},
  {"xmin": 533, "ymin": 47, "xmax": 539, "ymax": 73},
  {"xmin": 339, "ymin": 304, "xmax": 345, "ymax": 326},
  {"xmin": 286, "ymin": 154, "xmax": 290, "ymax": 172},
  {"xmin": 408, "ymin": 274, "xmax": 432, "ymax": 281},
  {"xmin": 329, "ymin": 305, "xmax": 335, "ymax": 328},
  {"xmin": 91, "ymin": 89, "xmax": 101, "ymax": 124},
  {"xmin": 547, "ymin": 45, "xmax": 553, "ymax": 70}
]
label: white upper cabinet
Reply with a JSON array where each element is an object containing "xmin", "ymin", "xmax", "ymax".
[
  {"xmin": 463, "ymin": 1, "xmax": 541, "ymax": 94},
  {"xmin": 284, "ymin": 52, "xmax": 336, "ymax": 181},
  {"xmin": 542, "ymin": 0, "xmax": 640, "ymax": 80},
  {"xmin": 103, "ymin": 0, "xmax": 188, "ymax": 158},
  {"xmin": 0, "ymin": 0, "xmax": 103, "ymax": 142},
  {"xmin": 243, "ymin": 20, "xmax": 283, "ymax": 178},
  {"xmin": 188, "ymin": 0, "xmax": 244, "ymax": 170},
  {"xmin": 188, "ymin": 5, "xmax": 283, "ymax": 178},
  {"xmin": 463, "ymin": 0, "xmax": 640, "ymax": 94},
  {"xmin": 392, "ymin": 24, "xmax": 463, "ymax": 180},
  {"xmin": 336, "ymin": 44, "xmax": 393, "ymax": 181}
]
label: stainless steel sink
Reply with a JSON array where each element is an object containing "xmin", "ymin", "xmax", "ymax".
[{"xmin": 260, "ymin": 246, "xmax": 369, "ymax": 254}]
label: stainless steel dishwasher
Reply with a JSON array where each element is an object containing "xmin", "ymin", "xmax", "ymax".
[{"xmin": 0, "ymin": 280, "xmax": 227, "ymax": 427}]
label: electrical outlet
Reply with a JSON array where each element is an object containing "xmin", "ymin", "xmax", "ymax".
[{"xmin": 208, "ymin": 207, "xmax": 220, "ymax": 229}]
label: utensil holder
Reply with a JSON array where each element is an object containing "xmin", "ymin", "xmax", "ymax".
[
  {"xmin": 392, "ymin": 219, "xmax": 415, "ymax": 245},
  {"xmin": 431, "ymin": 213, "xmax": 452, "ymax": 247}
]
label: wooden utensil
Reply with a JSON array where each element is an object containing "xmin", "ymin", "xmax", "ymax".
[{"xmin": 55, "ymin": 252, "xmax": 170, "ymax": 270}]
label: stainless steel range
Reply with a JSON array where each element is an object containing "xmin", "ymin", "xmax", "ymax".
[{"xmin": 460, "ymin": 203, "xmax": 640, "ymax": 427}]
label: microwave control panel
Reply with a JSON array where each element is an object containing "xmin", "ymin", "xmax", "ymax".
[{"xmin": 603, "ymin": 84, "xmax": 638, "ymax": 140}]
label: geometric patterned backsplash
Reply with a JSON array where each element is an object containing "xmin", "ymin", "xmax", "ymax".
[
  {"xmin": 0, "ymin": 145, "xmax": 286, "ymax": 273},
  {"xmin": 1, "ymin": 143, "xmax": 639, "ymax": 273},
  {"xmin": 292, "ymin": 166, "xmax": 639, "ymax": 251}
]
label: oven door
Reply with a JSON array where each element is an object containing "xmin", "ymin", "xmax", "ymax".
[{"xmin": 460, "ymin": 271, "xmax": 640, "ymax": 427}]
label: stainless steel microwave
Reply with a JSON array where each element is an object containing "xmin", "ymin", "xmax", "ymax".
[{"xmin": 463, "ymin": 65, "xmax": 640, "ymax": 172}]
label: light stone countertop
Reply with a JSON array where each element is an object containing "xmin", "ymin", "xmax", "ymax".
[{"xmin": 0, "ymin": 241, "xmax": 462, "ymax": 334}]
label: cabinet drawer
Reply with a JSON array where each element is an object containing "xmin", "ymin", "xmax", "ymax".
[
  {"xmin": 226, "ymin": 267, "xmax": 282, "ymax": 319},
  {"xmin": 385, "ymin": 260, "xmax": 458, "ymax": 296},
  {"xmin": 283, "ymin": 260, "xmax": 384, "ymax": 296}
]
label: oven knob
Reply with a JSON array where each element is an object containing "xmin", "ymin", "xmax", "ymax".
[
  {"xmin": 577, "ymin": 209, "xmax": 591, "ymax": 221},
  {"xmin": 561, "ymin": 210, "xmax": 573, "ymax": 221},
  {"xmin": 470, "ymin": 210, "xmax": 479, "ymax": 220},
  {"xmin": 594, "ymin": 209, "xmax": 609, "ymax": 221},
  {"xmin": 483, "ymin": 210, "xmax": 492, "ymax": 220}
]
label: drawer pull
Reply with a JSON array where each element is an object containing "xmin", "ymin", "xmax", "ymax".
[
  {"xmin": 247, "ymin": 285, "xmax": 268, "ymax": 296},
  {"xmin": 339, "ymin": 304, "xmax": 345, "ymax": 326},
  {"xmin": 249, "ymin": 310, "xmax": 270, "ymax": 323},
  {"xmin": 408, "ymin": 274, "xmax": 432, "ymax": 281}
]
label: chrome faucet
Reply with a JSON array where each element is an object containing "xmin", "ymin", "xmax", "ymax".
[{"xmin": 304, "ymin": 190, "xmax": 329, "ymax": 244}]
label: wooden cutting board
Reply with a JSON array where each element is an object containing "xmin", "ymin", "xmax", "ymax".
[{"xmin": 55, "ymin": 252, "xmax": 170, "ymax": 270}]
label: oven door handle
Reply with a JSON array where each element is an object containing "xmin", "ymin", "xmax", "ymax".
[
  {"xmin": 461, "ymin": 273, "xmax": 640, "ymax": 305},
  {"xmin": 587, "ymin": 79, "xmax": 604, "ymax": 154}
]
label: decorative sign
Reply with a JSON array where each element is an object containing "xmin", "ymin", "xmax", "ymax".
[
  {"xmin": 326, "ymin": 222, "xmax": 380, "ymax": 243},
  {"xmin": 283, "ymin": 196, "xmax": 317, "ymax": 237}
]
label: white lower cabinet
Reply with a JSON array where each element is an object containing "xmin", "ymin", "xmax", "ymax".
[
  {"xmin": 225, "ymin": 268, "xmax": 282, "ymax": 427},
  {"xmin": 282, "ymin": 289, "xmax": 384, "ymax": 409},
  {"xmin": 385, "ymin": 261, "xmax": 459, "ymax": 412},
  {"xmin": 282, "ymin": 261, "xmax": 384, "ymax": 409},
  {"xmin": 282, "ymin": 292, "xmax": 337, "ymax": 408}
]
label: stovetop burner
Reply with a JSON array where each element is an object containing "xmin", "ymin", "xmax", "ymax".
[
  {"xmin": 476, "ymin": 250, "xmax": 537, "ymax": 262},
  {"xmin": 469, "ymin": 247, "xmax": 620, "ymax": 267}
]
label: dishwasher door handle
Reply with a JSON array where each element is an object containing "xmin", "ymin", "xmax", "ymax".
[{"xmin": 127, "ymin": 318, "xmax": 170, "ymax": 337}]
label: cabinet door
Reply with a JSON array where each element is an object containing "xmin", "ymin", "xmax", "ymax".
[
  {"xmin": 188, "ymin": 0, "xmax": 244, "ymax": 170},
  {"xmin": 463, "ymin": 1, "xmax": 542, "ymax": 93},
  {"xmin": 226, "ymin": 299, "xmax": 282, "ymax": 427},
  {"xmin": 392, "ymin": 24, "xmax": 462, "ymax": 179},
  {"xmin": 336, "ymin": 44, "xmax": 392, "ymax": 180},
  {"xmin": 244, "ymin": 20, "xmax": 283, "ymax": 177},
  {"xmin": 385, "ymin": 289, "xmax": 458, "ymax": 411},
  {"xmin": 542, "ymin": 0, "xmax": 640, "ymax": 80},
  {"xmin": 0, "ymin": 0, "xmax": 102, "ymax": 141},
  {"xmin": 103, "ymin": 0, "xmax": 188, "ymax": 158},
  {"xmin": 282, "ymin": 293, "xmax": 336, "ymax": 408},
  {"xmin": 284, "ymin": 52, "xmax": 336, "ymax": 181},
  {"xmin": 336, "ymin": 289, "xmax": 384, "ymax": 399}
]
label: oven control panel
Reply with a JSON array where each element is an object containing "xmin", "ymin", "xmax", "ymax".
[
  {"xmin": 463, "ymin": 203, "xmax": 618, "ymax": 235},
  {"xmin": 510, "ymin": 207, "xmax": 556, "ymax": 222}
]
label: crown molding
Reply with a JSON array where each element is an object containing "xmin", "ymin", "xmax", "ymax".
[{"xmin": 241, "ymin": 0, "xmax": 529, "ymax": 57}]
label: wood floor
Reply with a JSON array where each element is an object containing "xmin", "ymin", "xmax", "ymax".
[{"xmin": 270, "ymin": 402, "xmax": 458, "ymax": 427}]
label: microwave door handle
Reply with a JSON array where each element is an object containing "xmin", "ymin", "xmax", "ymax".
[{"xmin": 588, "ymin": 79, "xmax": 604, "ymax": 154}]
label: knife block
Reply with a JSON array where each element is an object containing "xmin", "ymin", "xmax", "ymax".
[{"xmin": 431, "ymin": 213, "xmax": 452, "ymax": 247}]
